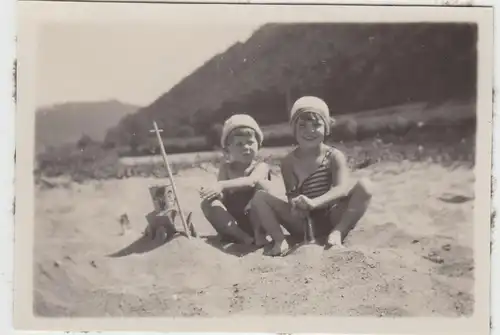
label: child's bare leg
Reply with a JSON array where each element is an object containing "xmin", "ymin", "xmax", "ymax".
[
  {"xmin": 248, "ymin": 209, "xmax": 268, "ymax": 247},
  {"xmin": 250, "ymin": 190, "xmax": 303, "ymax": 256},
  {"xmin": 327, "ymin": 178, "xmax": 373, "ymax": 247},
  {"xmin": 201, "ymin": 199, "xmax": 254, "ymax": 244},
  {"xmin": 245, "ymin": 201, "xmax": 268, "ymax": 247}
]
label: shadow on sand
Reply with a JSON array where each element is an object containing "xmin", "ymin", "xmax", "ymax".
[
  {"xmin": 202, "ymin": 235, "xmax": 264, "ymax": 257},
  {"xmin": 109, "ymin": 234, "xmax": 262, "ymax": 258},
  {"xmin": 202, "ymin": 234, "xmax": 310, "ymax": 257},
  {"xmin": 107, "ymin": 233, "xmax": 184, "ymax": 258},
  {"xmin": 108, "ymin": 211, "xmax": 184, "ymax": 258}
]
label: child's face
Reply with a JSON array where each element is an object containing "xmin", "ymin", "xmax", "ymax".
[
  {"xmin": 226, "ymin": 128, "xmax": 259, "ymax": 164},
  {"xmin": 294, "ymin": 113, "xmax": 326, "ymax": 148}
]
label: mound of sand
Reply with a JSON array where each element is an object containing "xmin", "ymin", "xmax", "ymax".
[{"xmin": 34, "ymin": 161, "xmax": 474, "ymax": 317}]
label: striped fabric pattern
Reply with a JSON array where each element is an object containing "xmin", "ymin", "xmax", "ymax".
[{"xmin": 299, "ymin": 150, "xmax": 333, "ymax": 199}]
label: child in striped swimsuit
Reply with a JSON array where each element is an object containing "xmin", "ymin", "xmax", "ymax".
[{"xmin": 252, "ymin": 96, "xmax": 373, "ymax": 256}]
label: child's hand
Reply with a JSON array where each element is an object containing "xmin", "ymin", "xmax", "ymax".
[
  {"xmin": 200, "ymin": 190, "xmax": 221, "ymax": 202},
  {"xmin": 291, "ymin": 195, "xmax": 317, "ymax": 211},
  {"xmin": 199, "ymin": 184, "xmax": 223, "ymax": 202}
]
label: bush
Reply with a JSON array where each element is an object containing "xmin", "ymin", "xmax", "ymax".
[
  {"xmin": 330, "ymin": 117, "xmax": 358, "ymax": 142},
  {"xmin": 204, "ymin": 124, "xmax": 224, "ymax": 150},
  {"xmin": 164, "ymin": 137, "xmax": 211, "ymax": 154},
  {"xmin": 388, "ymin": 116, "xmax": 415, "ymax": 136},
  {"xmin": 262, "ymin": 130, "xmax": 294, "ymax": 147},
  {"xmin": 77, "ymin": 134, "xmax": 94, "ymax": 150},
  {"xmin": 36, "ymin": 142, "xmax": 122, "ymax": 180}
]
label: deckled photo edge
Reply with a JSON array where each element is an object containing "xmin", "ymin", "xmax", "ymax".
[{"xmin": 13, "ymin": 3, "xmax": 493, "ymax": 333}]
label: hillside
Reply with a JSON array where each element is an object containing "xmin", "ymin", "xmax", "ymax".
[
  {"xmin": 36, "ymin": 100, "xmax": 139, "ymax": 152},
  {"xmin": 105, "ymin": 22, "xmax": 477, "ymax": 149}
]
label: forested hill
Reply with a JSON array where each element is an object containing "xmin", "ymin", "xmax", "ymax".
[{"xmin": 104, "ymin": 23, "xmax": 477, "ymax": 149}]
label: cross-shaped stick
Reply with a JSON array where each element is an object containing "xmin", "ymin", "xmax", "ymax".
[
  {"xmin": 149, "ymin": 128, "xmax": 163, "ymax": 135},
  {"xmin": 149, "ymin": 122, "xmax": 197, "ymax": 238}
]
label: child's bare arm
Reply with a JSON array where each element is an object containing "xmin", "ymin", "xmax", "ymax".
[
  {"xmin": 279, "ymin": 156, "xmax": 297, "ymax": 204},
  {"xmin": 310, "ymin": 149, "xmax": 354, "ymax": 209},
  {"xmin": 200, "ymin": 163, "xmax": 229, "ymax": 201},
  {"xmin": 218, "ymin": 162, "xmax": 270, "ymax": 191},
  {"xmin": 216, "ymin": 163, "xmax": 228, "ymax": 181},
  {"xmin": 253, "ymin": 162, "xmax": 273, "ymax": 191}
]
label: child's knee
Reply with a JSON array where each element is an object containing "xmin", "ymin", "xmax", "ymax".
[
  {"xmin": 353, "ymin": 177, "xmax": 373, "ymax": 198},
  {"xmin": 200, "ymin": 198, "xmax": 209, "ymax": 212},
  {"xmin": 250, "ymin": 189, "xmax": 271, "ymax": 208},
  {"xmin": 200, "ymin": 198, "xmax": 220, "ymax": 214}
]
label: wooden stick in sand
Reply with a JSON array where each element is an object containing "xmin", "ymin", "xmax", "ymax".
[
  {"xmin": 292, "ymin": 202, "xmax": 316, "ymax": 245},
  {"xmin": 304, "ymin": 215, "xmax": 316, "ymax": 244},
  {"xmin": 150, "ymin": 121, "xmax": 198, "ymax": 238},
  {"xmin": 282, "ymin": 212, "xmax": 316, "ymax": 257}
]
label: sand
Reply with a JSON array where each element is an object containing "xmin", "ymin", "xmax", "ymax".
[{"xmin": 34, "ymin": 160, "xmax": 474, "ymax": 317}]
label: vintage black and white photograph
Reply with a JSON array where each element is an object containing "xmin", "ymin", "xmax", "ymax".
[{"xmin": 15, "ymin": 2, "xmax": 493, "ymax": 333}]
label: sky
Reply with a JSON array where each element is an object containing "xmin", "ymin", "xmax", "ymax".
[{"xmin": 35, "ymin": 23, "xmax": 260, "ymax": 108}]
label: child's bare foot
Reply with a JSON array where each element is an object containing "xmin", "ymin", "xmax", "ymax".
[
  {"xmin": 254, "ymin": 234, "xmax": 268, "ymax": 248},
  {"xmin": 265, "ymin": 239, "xmax": 290, "ymax": 257},
  {"xmin": 327, "ymin": 230, "xmax": 344, "ymax": 248},
  {"xmin": 242, "ymin": 236, "xmax": 255, "ymax": 245}
]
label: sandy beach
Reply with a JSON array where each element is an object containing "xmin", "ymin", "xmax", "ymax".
[{"xmin": 34, "ymin": 159, "xmax": 474, "ymax": 317}]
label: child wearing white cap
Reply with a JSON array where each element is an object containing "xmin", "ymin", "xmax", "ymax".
[
  {"xmin": 251, "ymin": 96, "xmax": 373, "ymax": 256},
  {"xmin": 199, "ymin": 114, "xmax": 270, "ymax": 246}
]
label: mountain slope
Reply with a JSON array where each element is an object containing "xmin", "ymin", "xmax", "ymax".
[
  {"xmin": 107, "ymin": 23, "xmax": 477, "ymax": 148},
  {"xmin": 36, "ymin": 100, "xmax": 139, "ymax": 151}
]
